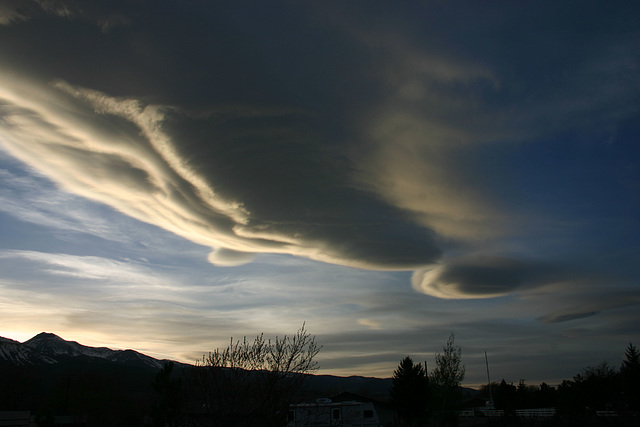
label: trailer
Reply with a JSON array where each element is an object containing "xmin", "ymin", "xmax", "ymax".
[{"xmin": 288, "ymin": 398, "xmax": 381, "ymax": 427}]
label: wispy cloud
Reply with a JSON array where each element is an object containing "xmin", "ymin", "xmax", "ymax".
[
  {"xmin": 0, "ymin": 0, "xmax": 29, "ymax": 25},
  {"xmin": 0, "ymin": 161, "xmax": 134, "ymax": 243}
]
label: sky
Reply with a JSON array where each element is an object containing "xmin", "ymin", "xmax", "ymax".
[{"xmin": 0, "ymin": 0, "xmax": 639, "ymax": 387}]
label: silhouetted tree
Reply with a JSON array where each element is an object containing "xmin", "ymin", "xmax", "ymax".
[
  {"xmin": 494, "ymin": 380, "xmax": 517, "ymax": 411},
  {"xmin": 621, "ymin": 343, "xmax": 640, "ymax": 373},
  {"xmin": 555, "ymin": 343, "xmax": 640, "ymax": 424},
  {"xmin": 534, "ymin": 382, "xmax": 557, "ymax": 408},
  {"xmin": 483, "ymin": 379, "xmax": 556, "ymax": 413},
  {"xmin": 389, "ymin": 356, "xmax": 429, "ymax": 425},
  {"xmin": 148, "ymin": 362, "xmax": 183, "ymax": 427},
  {"xmin": 430, "ymin": 333, "xmax": 465, "ymax": 425},
  {"xmin": 186, "ymin": 323, "xmax": 320, "ymax": 427},
  {"xmin": 557, "ymin": 361, "xmax": 620, "ymax": 416},
  {"xmin": 620, "ymin": 342, "xmax": 640, "ymax": 411},
  {"xmin": 515, "ymin": 379, "xmax": 540, "ymax": 409},
  {"xmin": 579, "ymin": 362, "xmax": 619, "ymax": 411}
]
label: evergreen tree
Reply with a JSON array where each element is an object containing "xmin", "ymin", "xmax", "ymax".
[
  {"xmin": 390, "ymin": 356, "xmax": 430, "ymax": 425},
  {"xmin": 621, "ymin": 342, "xmax": 640, "ymax": 411},
  {"xmin": 621, "ymin": 342, "xmax": 640, "ymax": 374}
]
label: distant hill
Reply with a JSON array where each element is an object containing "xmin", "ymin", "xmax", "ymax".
[{"xmin": 304, "ymin": 373, "xmax": 392, "ymax": 401}]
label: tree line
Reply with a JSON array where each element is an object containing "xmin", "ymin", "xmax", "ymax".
[
  {"xmin": 389, "ymin": 340, "xmax": 640, "ymax": 426},
  {"xmin": 147, "ymin": 326, "xmax": 640, "ymax": 427},
  {"xmin": 149, "ymin": 327, "xmax": 467, "ymax": 427},
  {"xmin": 482, "ymin": 343, "xmax": 640, "ymax": 422}
]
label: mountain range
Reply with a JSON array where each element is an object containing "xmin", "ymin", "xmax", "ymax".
[{"xmin": 0, "ymin": 332, "xmax": 168, "ymax": 370}]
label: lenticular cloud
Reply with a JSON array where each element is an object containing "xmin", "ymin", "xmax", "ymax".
[
  {"xmin": 0, "ymin": 75, "xmax": 442, "ymax": 270},
  {"xmin": 412, "ymin": 256, "xmax": 533, "ymax": 299},
  {"xmin": 0, "ymin": 76, "xmax": 253, "ymax": 263}
]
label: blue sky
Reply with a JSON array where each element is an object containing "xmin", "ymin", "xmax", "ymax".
[{"xmin": 0, "ymin": 0, "xmax": 639, "ymax": 386}]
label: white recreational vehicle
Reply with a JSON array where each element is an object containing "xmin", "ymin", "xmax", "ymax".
[{"xmin": 287, "ymin": 398, "xmax": 381, "ymax": 427}]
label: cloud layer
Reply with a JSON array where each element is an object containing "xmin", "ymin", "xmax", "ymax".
[
  {"xmin": 0, "ymin": 0, "xmax": 639, "ymax": 384},
  {"xmin": 1, "ymin": 1, "xmax": 639, "ymax": 297},
  {"xmin": 0, "ymin": 74, "xmax": 441, "ymax": 270}
]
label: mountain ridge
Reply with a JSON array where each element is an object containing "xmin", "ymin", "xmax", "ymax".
[{"xmin": 0, "ymin": 332, "xmax": 167, "ymax": 370}]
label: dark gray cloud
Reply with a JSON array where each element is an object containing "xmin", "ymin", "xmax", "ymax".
[
  {"xmin": 0, "ymin": 1, "xmax": 448, "ymax": 271},
  {"xmin": 412, "ymin": 255, "xmax": 564, "ymax": 299},
  {"xmin": 1, "ymin": 1, "xmax": 640, "ymax": 390},
  {"xmin": 0, "ymin": 0, "xmax": 639, "ymax": 295},
  {"xmin": 539, "ymin": 311, "xmax": 599, "ymax": 324},
  {"xmin": 164, "ymin": 108, "xmax": 443, "ymax": 269},
  {"xmin": 538, "ymin": 290, "xmax": 640, "ymax": 325}
]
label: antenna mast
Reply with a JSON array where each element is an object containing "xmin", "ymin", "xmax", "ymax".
[{"xmin": 485, "ymin": 351, "xmax": 494, "ymax": 405}]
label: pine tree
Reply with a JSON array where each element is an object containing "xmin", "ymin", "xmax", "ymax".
[
  {"xmin": 621, "ymin": 342, "xmax": 640, "ymax": 374},
  {"xmin": 621, "ymin": 342, "xmax": 640, "ymax": 411},
  {"xmin": 390, "ymin": 356, "xmax": 430, "ymax": 425}
]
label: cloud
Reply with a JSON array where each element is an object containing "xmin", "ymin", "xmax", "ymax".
[
  {"xmin": 207, "ymin": 248, "xmax": 256, "ymax": 267},
  {"xmin": 0, "ymin": 2, "xmax": 639, "ymax": 388},
  {"xmin": 12, "ymin": 0, "xmax": 132, "ymax": 32},
  {"xmin": 411, "ymin": 255, "xmax": 562, "ymax": 299},
  {"xmin": 357, "ymin": 318, "xmax": 383, "ymax": 331},
  {"xmin": 539, "ymin": 311, "xmax": 599, "ymax": 324},
  {"xmin": 35, "ymin": 0, "xmax": 74, "ymax": 19},
  {"xmin": 536, "ymin": 289, "xmax": 640, "ymax": 324},
  {"xmin": 0, "ymin": 247, "xmax": 409, "ymax": 366},
  {"xmin": 0, "ymin": 249, "xmax": 173, "ymax": 290},
  {"xmin": 0, "ymin": 1, "xmax": 639, "ymax": 301},
  {"xmin": 0, "ymin": 0, "xmax": 98, "ymax": 26},
  {"xmin": 337, "ymin": 2, "xmax": 640, "ymax": 245},
  {"xmin": 96, "ymin": 14, "xmax": 131, "ymax": 33},
  {"xmin": 0, "ymin": 0, "xmax": 29, "ymax": 25},
  {"xmin": 0, "ymin": 71, "xmax": 443, "ymax": 270},
  {"xmin": 337, "ymin": 16, "xmax": 510, "ymax": 241},
  {"xmin": 0, "ymin": 2, "xmax": 499, "ymax": 273},
  {"xmin": 0, "ymin": 162, "xmax": 136, "ymax": 244}
]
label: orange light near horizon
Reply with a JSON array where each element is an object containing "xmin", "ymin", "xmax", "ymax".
[{"xmin": 0, "ymin": 330, "xmax": 35, "ymax": 343}]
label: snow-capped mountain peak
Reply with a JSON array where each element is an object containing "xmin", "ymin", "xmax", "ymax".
[
  {"xmin": 1, "ymin": 332, "xmax": 169, "ymax": 370},
  {"xmin": 22, "ymin": 332, "xmax": 111, "ymax": 358}
]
